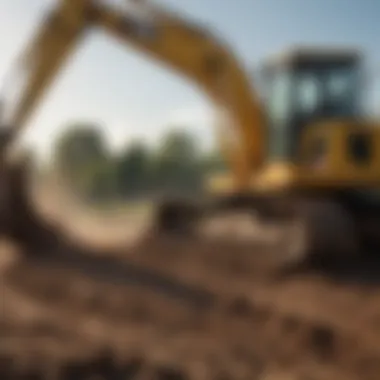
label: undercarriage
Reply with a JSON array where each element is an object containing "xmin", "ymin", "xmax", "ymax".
[
  {"xmin": 153, "ymin": 190, "xmax": 380, "ymax": 271},
  {"xmin": 0, "ymin": 149, "xmax": 379, "ymax": 277}
]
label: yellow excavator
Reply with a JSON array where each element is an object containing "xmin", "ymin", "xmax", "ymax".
[{"xmin": 1, "ymin": 0, "xmax": 379, "ymax": 268}]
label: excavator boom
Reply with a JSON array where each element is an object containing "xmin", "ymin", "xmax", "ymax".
[
  {"xmin": 1, "ymin": 0, "xmax": 264, "ymax": 189},
  {"xmin": 1, "ymin": 0, "xmax": 87, "ymax": 148}
]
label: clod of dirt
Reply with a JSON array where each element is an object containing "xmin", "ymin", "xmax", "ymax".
[
  {"xmin": 308, "ymin": 325, "xmax": 336, "ymax": 361},
  {"xmin": 152, "ymin": 364, "xmax": 189, "ymax": 380},
  {"xmin": 225, "ymin": 296, "xmax": 253, "ymax": 317}
]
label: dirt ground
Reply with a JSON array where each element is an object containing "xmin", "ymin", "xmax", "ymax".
[{"xmin": 2, "ymin": 194, "xmax": 380, "ymax": 379}]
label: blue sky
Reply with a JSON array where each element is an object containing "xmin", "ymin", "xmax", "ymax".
[{"xmin": 0, "ymin": 0, "xmax": 379, "ymax": 158}]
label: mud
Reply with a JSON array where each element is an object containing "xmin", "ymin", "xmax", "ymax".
[{"xmin": 2, "ymin": 207, "xmax": 380, "ymax": 379}]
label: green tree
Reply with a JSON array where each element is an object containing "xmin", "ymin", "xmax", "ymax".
[
  {"xmin": 82, "ymin": 160, "xmax": 117, "ymax": 202},
  {"xmin": 115, "ymin": 141, "xmax": 152, "ymax": 199},
  {"xmin": 152, "ymin": 129, "xmax": 203, "ymax": 194},
  {"xmin": 200, "ymin": 149, "xmax": 227, "ymax": 174},
  {"xmin": 53, "ymin": 122, "xmax": 111, "ymax": 199}
]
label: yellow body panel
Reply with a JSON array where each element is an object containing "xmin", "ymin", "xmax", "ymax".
[
  {"xmin": 297, "ymin": 120, "xmax": 380, "ymax": 187},
  {"xmin": 208, "ymin": 119, "xmax": 380, "ymax": 194}
]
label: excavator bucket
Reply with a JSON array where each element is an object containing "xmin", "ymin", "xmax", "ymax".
[{"xmin": 0, "ymin": 153, "xmax": 63, "ymax": 256}]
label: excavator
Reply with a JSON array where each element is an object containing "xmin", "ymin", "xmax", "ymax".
[{"xmin": 0, "ymin": 0, "xmax": 379, "ymax": 269}]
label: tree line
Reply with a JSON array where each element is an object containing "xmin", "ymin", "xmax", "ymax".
[{"xmin": 51, "ymin": 122, "xmax": 227, "ymax": 204}]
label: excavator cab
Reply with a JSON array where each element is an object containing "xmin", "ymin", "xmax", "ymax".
[
  {"xmin": 261, "ymin": 48, "xmax": 362, "ymax": 162},
  {"xmin": 252, "ymin": 47, "xmax": 380, "ymax": 192}
]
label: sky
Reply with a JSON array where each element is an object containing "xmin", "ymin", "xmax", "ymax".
[{"xmin": 0, "ymin": 0, "xmax": 379, "ymax": 159}]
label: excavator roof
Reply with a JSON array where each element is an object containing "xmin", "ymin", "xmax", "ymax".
[{"xmin": 264, "ymin": 46, "xmax": 362, "ymax": 70}]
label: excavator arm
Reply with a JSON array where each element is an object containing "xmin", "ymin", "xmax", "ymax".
[
  {"xmin": 1, "ymin": 0, "xmax": 88, "ymax": 145},
  {"xmin": 2, "ymin": 0, "xmax": 264, "ymax": 189}
]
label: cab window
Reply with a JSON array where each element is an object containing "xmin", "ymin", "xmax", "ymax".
[
  {"xmin": 325, "ymin": 66, "xmax": 359, "ymax": 115},
  {"xmin": 296, "ymin": 73, "xmax": 322, "ymax": 114},
  {"xmin": 267, "ymin": 71, "xmax": 292, "ymax": 124}
]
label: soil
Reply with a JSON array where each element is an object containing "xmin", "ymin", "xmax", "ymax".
[{"xmin": 2, "ymin": 197, "xmax": 380, "ymax": 380}]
